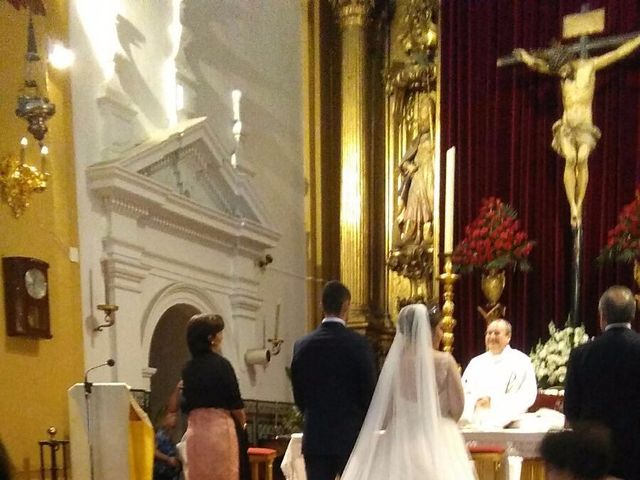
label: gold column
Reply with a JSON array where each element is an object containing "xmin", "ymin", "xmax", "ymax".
[{"xmin": 332, "ymin": 0, "xmax": 372, "ymax": 328}]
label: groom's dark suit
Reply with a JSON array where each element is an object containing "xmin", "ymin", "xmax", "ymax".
[
  {"xmin": 291, "ymin": 320, "xmax": 377, "ymax": 480},
  {"xmin": 564, "ymin": 326, "xmax": 640, "ymax": 479}
]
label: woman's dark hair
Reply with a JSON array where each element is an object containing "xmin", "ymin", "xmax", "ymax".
[
  {"xmin": 539, "ymin": 424, "xmax": 612, "ymax": 479},
  {"xmin": 186, "ymin": 313, "xmax": 225, "ymax": 357},
  {"xmin": 426, "ymin": 301, "xmax": 442, "ymax": 331}
]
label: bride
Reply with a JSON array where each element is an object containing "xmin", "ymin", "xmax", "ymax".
[{"xmin": 341, "ymin": 303, "xmax": 475, "ymax": 480}]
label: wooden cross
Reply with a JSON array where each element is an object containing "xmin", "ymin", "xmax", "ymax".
[{"xmin": 498, "ymin": 5, "xmax": 640, "ymax": 67}]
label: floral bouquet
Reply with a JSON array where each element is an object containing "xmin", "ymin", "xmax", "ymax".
[
  {"xmin": 529, "ymin": 322, "xmax": 590, "ymax": 389},
  {"xmin": 598, "ymin": 188, "xmax": 640, "ymax": 264},
  {"xmin": 452, "ymin": 197, "xmax": 535, "ymax": 273}
]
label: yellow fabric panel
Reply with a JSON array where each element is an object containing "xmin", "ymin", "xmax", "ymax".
[{"xmin": 128, "ymin": 398, "xmax": 154, "ymax": 480}]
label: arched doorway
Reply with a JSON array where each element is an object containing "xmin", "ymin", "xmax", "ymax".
[{"xmin": 148, "ymin": 303, "xmax": 200, "ymax": 424}]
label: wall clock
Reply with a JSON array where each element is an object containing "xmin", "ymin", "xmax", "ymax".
[{"xmin": 2, "ymin": 256, "xmax": 51, "ymax": 338}]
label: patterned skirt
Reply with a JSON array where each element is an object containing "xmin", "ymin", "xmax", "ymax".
[{"xmin": 181, "ymin": 408, "xmax": 239, "ymax": 480}]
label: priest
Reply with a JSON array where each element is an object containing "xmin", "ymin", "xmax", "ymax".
[{"xmin": 461, "ymin": 319, "xmax": 537, "ymax": 428}]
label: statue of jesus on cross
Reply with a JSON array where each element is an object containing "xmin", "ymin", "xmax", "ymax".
[{"xmin": 499, "ymin": 8, "xmax": 640, "ymax": 228}]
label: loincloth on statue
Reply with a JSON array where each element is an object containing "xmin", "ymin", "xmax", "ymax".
[{"xmin": 552, "ymin": 120, "xmax": 601, "ymax": 155}]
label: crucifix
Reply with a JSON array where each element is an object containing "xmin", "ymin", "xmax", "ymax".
[{"xmin": 498, "ymin": 6, "xmax": 640, "ymax": 325}]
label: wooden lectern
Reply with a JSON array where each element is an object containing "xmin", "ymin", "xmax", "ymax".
[{"xmin": 68, "ymin": 383, "xmax": 154, "ymax": 480}]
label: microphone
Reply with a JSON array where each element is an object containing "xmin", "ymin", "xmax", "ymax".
[{"xmin": 84, "ymin": 359, "xmax": 116, "ymax": 395}]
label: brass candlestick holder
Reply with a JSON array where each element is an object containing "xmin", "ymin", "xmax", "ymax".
[
  {"xmin": 267, "ymin": 337, "xmax": 284, "ymax": 356},
  {"xmin": 438, "ymin": 253, "xmax": 459, "ymax": 353},
  {"xmin": 94, "ymin": 304, "xmax": 118, "ymax": 332}
]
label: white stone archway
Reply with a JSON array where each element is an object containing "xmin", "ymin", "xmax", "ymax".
[
  {"xmin": 83, "ymin": 118, "xmax": 277, "ymax": 391},
  {"xmin": 140, "ymin": 282, "xmax": 219, "ymax": 373}
]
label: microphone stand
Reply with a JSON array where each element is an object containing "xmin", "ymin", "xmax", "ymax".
[
  {"xmin": 84, "ymin": 382, "xmax": 95, "ymax": 480},
  {"xmin": 83, "ymin": 360, "xmax": 115, "ymax": 480}
]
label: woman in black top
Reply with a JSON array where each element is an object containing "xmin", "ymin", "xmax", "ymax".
[{"xmin": 180, "ymin": 314, "xmax": 246, "ymax": 480}]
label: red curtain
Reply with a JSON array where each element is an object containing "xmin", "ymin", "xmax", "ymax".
[{"xmin": 441, "ymin": 0, "xmax": 640, "ymax": 366}]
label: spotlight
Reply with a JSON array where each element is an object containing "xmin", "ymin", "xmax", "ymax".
[{"xmin": 257, "ymin": 254, "xmax": 273, "ymax": 269}]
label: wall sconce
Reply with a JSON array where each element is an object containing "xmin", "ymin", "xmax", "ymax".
[
  {"xmin": 94, "ymin": 257, "xmax": 118, "ymax": 331},
  {"xmin": 244, "ymin": 303, "xmax": 284, "ymax": 366},
  {"xmin": 267, "ymin": 301, "xmax": 283, "ymax": 355},
  {"xmin": 94, "ymin": 303, "xmax": 118, "ymax": 332},
  {"xmin": 267, "ymin": 337, "xmax": 284, "ymax": 356}
]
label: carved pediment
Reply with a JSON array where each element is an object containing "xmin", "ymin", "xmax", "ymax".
[{"xmin": 87, "ymin": 117, "xmax": 280, "ymax": 253}]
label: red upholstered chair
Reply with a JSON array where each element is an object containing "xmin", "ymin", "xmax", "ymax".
[
  {"xmin": 528, "ymin": 391, "xmax": 564, "ymax": 412},
  {"xmin": 248, "ymin": 447, "xmax": 277, "ymax": 480}
]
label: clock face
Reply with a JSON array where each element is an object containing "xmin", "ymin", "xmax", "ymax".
[{"xmin": 25, "ymin": 268, "xmax": 47, "ymax": 299}]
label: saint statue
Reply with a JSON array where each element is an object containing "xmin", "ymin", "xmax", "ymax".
[
  {"xmin": 512, "ymin": 34, "xmax": 640, "ymax": 227},
  {"xmin": 396, "ymin": 98, "xmax": 435, "ymax": 247}
]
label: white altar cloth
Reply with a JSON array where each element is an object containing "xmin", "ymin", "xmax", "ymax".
[
  {"xmin": 462, "ymin": 429, "xmax": 547, "ymax": 459},
  {"xmin": 282, "ymin": 425, "xmax": 551, "ymax": 480},
  {"xmin": 281, "ymin": 433, "xmax": 305, "ymax": 480}
]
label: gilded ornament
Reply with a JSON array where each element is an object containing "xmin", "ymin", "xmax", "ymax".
[
  {"xmin": 0, "ymin": 153, "xmax": 48, "ymax": 217},
  {"xmin": 479, "ymin": 269, "xmax": 507, "ymax": 323}
]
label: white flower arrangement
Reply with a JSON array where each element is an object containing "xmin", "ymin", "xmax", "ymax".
[{"xmin": 529, "ymin": 322, "xmax": 590, "ymax": 389}]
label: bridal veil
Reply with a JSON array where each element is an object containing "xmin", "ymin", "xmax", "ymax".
[{"xmin": 341, "ymin": 304, "xmax": 475, "ymax": 480}]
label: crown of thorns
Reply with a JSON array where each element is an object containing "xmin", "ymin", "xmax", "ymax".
[{"xmin": 539, "ymin": 43, "xmax": 576, "ymax": 72}]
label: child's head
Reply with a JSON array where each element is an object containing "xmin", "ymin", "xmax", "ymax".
[
  {"xmin": 156, "ymin": 408, "xmax": 177, "ymax": 431},
  {"xmin": 163, "ymin": 411, "xmax": 177, "ymax": 430},
  {"xmin": 540, "ymin": 424, "xmax": 612, "ymax": 480}
]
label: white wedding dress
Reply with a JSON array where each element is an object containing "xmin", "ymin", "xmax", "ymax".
[{"xmin": 341, "ymin": 304, "xmax": 475, "ymax": 480}]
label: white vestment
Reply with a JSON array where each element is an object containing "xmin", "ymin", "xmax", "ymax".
[{"xmin": 461, "ymin": 345, "xmax": 537, "ymax": 428}]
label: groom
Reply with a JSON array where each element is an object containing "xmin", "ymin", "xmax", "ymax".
[{"xmin": 291, "ymin": 281, "xmax": 377, "ymax": 480}]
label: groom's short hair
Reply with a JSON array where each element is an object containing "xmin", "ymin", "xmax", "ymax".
[{"xmin": 322, "ymin": 281, "xmax": 351, "ymax": 316}]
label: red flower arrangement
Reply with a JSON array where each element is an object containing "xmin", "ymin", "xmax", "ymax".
[
  {"xmin": 452, "ymin": 197, "xmax": 535, "ymax": 273},
  {"xmin": 599, "ymin": 189, "xmax": 640, "ymax": 263}
]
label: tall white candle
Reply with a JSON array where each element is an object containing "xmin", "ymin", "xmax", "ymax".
[
  {"xmin": 101, "ymin": 257, "xmax": 111, "ymax": 304},
  {"xmin": 262, "ymin": 316, "xmax": 267, "ymax": 348},
  {"xmin": 20, "ymin": 137, "xmax": 28, "ymax": 164},
  {"xmin": 274, "ymin": 300, "xmax": 281, "ymax": 339},
  {"xmin": 40, "ymin": 144, "xmax": 48, "ymax": 173},
  {"xmin": 232, "ymin": 89, "xmax": 242, "ymax": 121},
  {"xmin": 444, "ymin": 146, "xmax": 456, "ymax": 253}
]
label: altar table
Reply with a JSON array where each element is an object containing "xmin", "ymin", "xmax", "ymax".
[
  {"xmin": 281, "ymin": 431, "xmax": 546, "ymax": 480},
  {"xmin": 463, "ymin": 429, "xmax": 546, "ymax": 480}
]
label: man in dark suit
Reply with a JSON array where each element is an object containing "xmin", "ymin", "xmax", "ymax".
[
  {"xmin": 291, "ymin": 280, "xmax": 377, "ymax": 480},
  {"xmin": 564, "ymin": 285, "xmax": 640, "ymax": 480}
]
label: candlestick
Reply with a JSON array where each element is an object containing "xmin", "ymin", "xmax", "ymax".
[
  {"xmin": 444, "ymin": 147, "xmax": 456, "ymax": 253},
  {"xmin": 40, "ymin": 144, "xmax": 48, "ymax": 174},
  {"xmin": 274, "ymin": 300, "xmax": 281, "ymax": 339},
  {"xmin": 438, "ymin": 254, "xmax": 460, "ymax": 353},
  {"xmin": 101, "ymin": 257, "xmax": 111, "ymax": 305},
  {"xmin": 262, "ymin": 315, "xmax": 267, "ymax": 348},
  {"xmin": 232, "ymin": 120, "xmax": 242, "ymax": 141},
  {"xmin": 20, "ymin": 137, "xmax": 28, "ymax": 163},
  {"xmin": 232, "ymin": 90, "xmax": 242, "ymax": 121}
]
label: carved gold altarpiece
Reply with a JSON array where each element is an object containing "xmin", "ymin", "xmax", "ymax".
[{"xmin": 304, "ymin": 0, "xmax": 443, "ymax": 362}]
